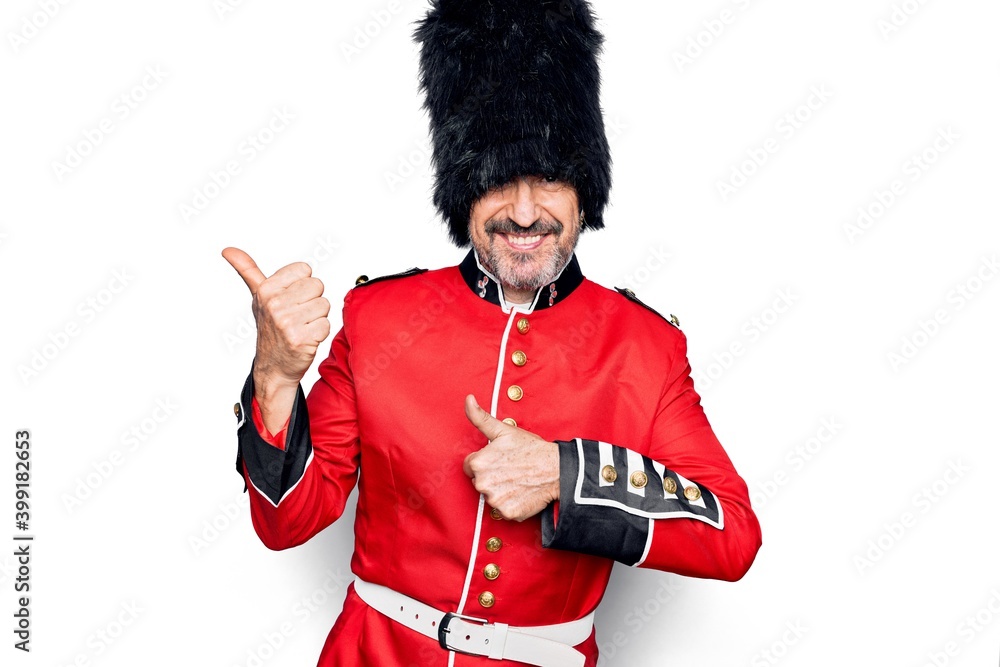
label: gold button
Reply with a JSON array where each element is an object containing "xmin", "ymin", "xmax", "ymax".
[
  {"xmin": 511, "ymin": 350, "xmax": 527, "ymax": 366},
  {"xmin": 516, "ymin": 318, "xmax": 530, "ymax": 334},
  {"xmin": 355, "ymin": 275, "xmax": 369, "ymax": 286},
  {"xmin": 483, "ymin": 564, "xmax": 500, "ymax": 581},
  {"xmin": 490, "ymin": 507, "xmax": 503, "ymax": 520},
  {"xmin": 233, "ymin": 403, "xmax": 240, "ymax": 416},
  {"xmin": 663, "ymin": 477, "xmax": 678, "ymax": 494},
  {"xmin": 684, "ymin": 485, "xmax": 702, "ymax": 501},
  {"xmin": 670, "ymin": 314, "xmax": 680, "ymax": 327},
  {"xmin": 486, "ymin": 537, "xmax": 502, "ymax": 553},
  {"xmin": 502, "ymin": 417, "xmax": 517, "ymax": 428},
  {"xmin": 630, "ymin": 471, "xmax": 648, "ymax": 489},
  {"xmin": 478, "ymin": 591, "xmax": 495, "ymax": 608},
  {"xmin": 507, "ymin": 385, "xmax": 523, "ymax": 401},
  {"xmin": 601, "ymin": 465, "xmax": 618, "ymax": 483}
]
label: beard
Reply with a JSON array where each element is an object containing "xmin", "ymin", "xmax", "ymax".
[{"xmin": 475, "ymin": 216, "xmax": 580, "ymax": 291}]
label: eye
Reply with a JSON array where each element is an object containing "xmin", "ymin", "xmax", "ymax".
[{"xmin": 537, "ymin": 174, "xmax": 564, "ymax": 189}]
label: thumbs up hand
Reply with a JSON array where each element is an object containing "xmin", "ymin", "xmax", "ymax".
[
  {"xmin": 223, "ymin": 247, "xmax": 331, "ymax": 428},
  {"xmin": 463, "ymin": 395, "xmax": 560, "ymax": 521}
]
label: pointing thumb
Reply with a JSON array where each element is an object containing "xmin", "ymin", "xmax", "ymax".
[{"xmin": 464, "ymin": 394, "xmax": 505, "ymax": 442}]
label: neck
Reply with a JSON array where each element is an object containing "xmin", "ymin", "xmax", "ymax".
[{"xmin": 501, "ymin": 285, "xmax": 537, "ymax": 305}]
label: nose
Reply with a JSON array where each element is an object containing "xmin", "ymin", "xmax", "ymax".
[{"xmin": 506, "ymin": 178, "xmax": 542, "ymax": 228}]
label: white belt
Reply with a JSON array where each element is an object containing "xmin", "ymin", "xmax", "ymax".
[{"xmin": 353, "ymin": 578, "xmax": 592, "ymax": 666}]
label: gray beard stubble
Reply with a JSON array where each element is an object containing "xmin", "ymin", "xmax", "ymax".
[{"xmin": 479, "ymin": 217, "xmax": 580, "ymax": 291}]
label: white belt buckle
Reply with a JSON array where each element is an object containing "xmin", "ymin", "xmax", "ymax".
[{"xmin": 438, "ymin": 611, "xmax": 490, "ymax": 655}]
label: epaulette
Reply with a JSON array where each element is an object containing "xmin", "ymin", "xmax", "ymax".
[
  {"xmin": 614, "ymin": 287, "xmax": 680, "ymax": 329},
  {"xmin": 353, "ymin": 267, "xmax": 427, "ymax": 288}
]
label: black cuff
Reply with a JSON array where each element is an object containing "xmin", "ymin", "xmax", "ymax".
[
  {"xmin": 234, "ymin": 370, "xmax": 312, "ymax": 506},
  {"xmin": 541, "ymin": 439, "xmax": 650, "ymax": 565},
  {"xmin": 540, "ymin": 438, "xmax": 723, "ymax": 565}
]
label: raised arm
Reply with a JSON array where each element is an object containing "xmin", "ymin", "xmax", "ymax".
[{"xmin": 224, "ymin": 247, "xmax": 359, "ymax": 550}]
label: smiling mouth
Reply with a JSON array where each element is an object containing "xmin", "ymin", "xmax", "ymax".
[{"xmin": 501, "ymin": 233, "xmax": 548, "ymax": 250}]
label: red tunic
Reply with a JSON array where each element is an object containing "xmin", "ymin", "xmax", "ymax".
[{"xmin": 235, "ymin": 250, "xmax": 761, "ymax": 666}]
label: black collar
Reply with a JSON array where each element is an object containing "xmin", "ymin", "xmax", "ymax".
[{"xmin": 459, "ymin": 249, "xmax": 584, "ymax": 312}]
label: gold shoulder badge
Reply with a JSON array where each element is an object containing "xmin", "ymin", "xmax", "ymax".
[
  {"xmin": 352, "ymin": 267, "xmax": 427, "ymax": 288},
  {"xmin": 615, "ymin": 287, "xmax": 680, "ymax": 329}
]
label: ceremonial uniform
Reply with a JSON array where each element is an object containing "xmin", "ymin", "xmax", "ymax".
[{"xmin": 234, "ymin": 249, "xmax": 762, "ymax": 666}]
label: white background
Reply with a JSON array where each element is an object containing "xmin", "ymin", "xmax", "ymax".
[{"xmin": 2, "ymin": 1, "xmax": 998, "ymax": 665}]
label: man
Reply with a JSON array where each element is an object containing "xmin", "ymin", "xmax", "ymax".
[{"xmin": 224, "ymin": 1, "xmax": 761, "ymax": 665}]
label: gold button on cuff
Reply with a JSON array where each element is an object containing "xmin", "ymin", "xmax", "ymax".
[
  {"xmin": 483, "ymin": 564, "xmax": 500, "ymax": 581},
  {"xmin": 486, "ymin": 537, "xmax": 502, "ymax": 553},
  {"xmin": 511, "ymin": 350, "xmax": 527, "ymax": 366},
  {"xmin": 478, "ymin": 591, "xmax": 495, "ymax": 608},
  {"xmin": 601, "ymin": 465, "xmax": 618, "ymax": 484},
  {"xmin": 355, "ymin": 275, "xmax": 369, "ymax": 286},
  {"xmin": 516, "ymin": 318, "xmax": 530, "ymax": 334},
  {"xmin": 502, "ymin": 417, "xmax": 517, "ymax": 428},
  {"xmin": 490, "ymin": 507, "xmax": 503, "ymax": 520},
  {"xmin": 507, "ymin": 385, "xmax": 523, "ymax": 401},
  {"xmin": 663, "ymin": 477, "xmax": 678, "ymax": 495},
  {"xmin": 630, "ymin": 471, "xmax": 648, "ymax": 489},
  {"xmin": 233, "ymin": 403, "xmax": 240, "ymax": 416},
  {"xmin": 683, "ymin": 485, "xmax": 702, "ymax": 501}
]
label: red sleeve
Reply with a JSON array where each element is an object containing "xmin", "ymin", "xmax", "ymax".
[
  {"xmin": 236, "ymin": 299, "xmax": 361, "ymax": 551},
  {"xmin": 637, "ymin": 331, "xmax": 761, "ymax": 580},
  {"xmin": 542, "ymin": 331, "xmax": 762, "ymax": 582},
  {"xmin": 250, "ymin": 397, "xmax": 288, "ymax": 451}
]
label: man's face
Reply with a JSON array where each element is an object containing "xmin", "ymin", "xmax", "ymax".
[{"xmin": 468, "ymin": 175, "xmax": 581, "ymax": 293}]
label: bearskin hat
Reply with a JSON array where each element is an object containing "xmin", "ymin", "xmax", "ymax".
[{"xmin": 414, "ymin": 0, "xmax": 612, "ymax": 247}]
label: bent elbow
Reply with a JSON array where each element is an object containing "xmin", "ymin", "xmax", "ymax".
[
  {"xmin": 719, "ymin": 518, "xmax": 762, "ymax": 582},
  {"xmin": 251, "ymin": 513, "xmax": 310, "ymax": 552},
  {"xmin": 257, "ymin": 531, "xmax": 300, "ymax": 551}
]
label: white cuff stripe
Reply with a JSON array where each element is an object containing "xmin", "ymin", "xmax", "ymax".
[
  {"xmin": 598, "ymin": 441, "xmax": 615, "ymax": 487},
  {"xmin": 675, "ymin": 472, "xmax": 708, "ymax": 509},
  {"xmin": 571, "ymin": 440, "xmax": 725, "ymax": 530},
  {"xmin": 634, "ymin": 518, "xmax": 655, "ymax": 567},
  {"xmin": 626, "ymin": 449, "xmax": 645, "ymax": 498},
  {"xmin": 652, "ymin": 461, "xmax": 672, "ymax": 498}
]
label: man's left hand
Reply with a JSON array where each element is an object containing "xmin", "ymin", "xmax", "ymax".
[{"xmin": 463, "ymin": 394, "xmax": 560, "ymax": 521}]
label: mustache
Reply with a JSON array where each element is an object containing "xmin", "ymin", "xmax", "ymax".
[{"xmin": 484, "ymin": 218, "xmax": 564, "ymax": 236}]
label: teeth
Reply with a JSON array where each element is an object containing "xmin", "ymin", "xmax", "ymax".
[{"xmin": 507, "ymin": 234, "xmax": 543, "ymax": 246}]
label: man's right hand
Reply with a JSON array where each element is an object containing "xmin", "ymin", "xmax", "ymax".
[{"xmin": 223, "ymin": 247, "xmax": 331, "ymax": 433}]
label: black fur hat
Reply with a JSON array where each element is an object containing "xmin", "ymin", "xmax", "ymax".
[{"xmin": 415, "ymin": 0, "xmax": 612, "ymax": 247}]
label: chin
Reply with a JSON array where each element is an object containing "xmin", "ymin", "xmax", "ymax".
[{"xmin": 494, "ymin": 252, "xmax": 561, "ymax": 291}]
